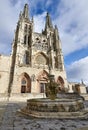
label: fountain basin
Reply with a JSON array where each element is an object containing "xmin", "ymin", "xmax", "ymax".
[
  {"xmin": 20, "ymin": 93, "xmax": 88, "ymax": 119},
  {"xmin": 27, "ymin": 98, "xmax": 84, "ymax": 112}
]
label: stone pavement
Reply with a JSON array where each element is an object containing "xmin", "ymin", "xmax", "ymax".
[
  {"xmin": 0, "ymin": 102, "xmax": 7, "ymax": 126},
  {"xmin": 0, "ymin": 101, "xmax": 88, "ymax": 130}
]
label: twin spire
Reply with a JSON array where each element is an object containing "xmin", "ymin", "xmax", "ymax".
[{"xmin": 21, "ymin": 4, "xmax": 53, "ymax": 30}]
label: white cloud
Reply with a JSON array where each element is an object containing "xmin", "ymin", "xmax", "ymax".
[
  {"xmin": 54, "ymin": 0, "xmax": 88, "ymax": 56},
  {"xmin": 46, "ymin": 0, "xmax": 53, "ymax": 7},
  {"xmin": 0, "ymin": 0, "xmax": 21, "ymax": 32},
  {"xmin": 67, "ymin": 56, "xmax": 88, "ymax": 85},
  {"xmin": 0, "ymin": 0, "xmax": 88, "ymax": 56},
  {"xmin": 0, "ymin": 0, "xmax": 29, "ymax": 54},
  {"xmin": 0, "ymin": 0, "xmax": 48, "ymax": 54},
  {"xmin": 0, "ymin": 0, "xmax": 52, "ymax": 55},
  {"xmin": 34, "ymin": 12, "xmax": 46, "ymax": 33}
]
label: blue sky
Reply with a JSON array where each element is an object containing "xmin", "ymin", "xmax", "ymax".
[{"xmin": 0, "ymin": 0, "xmax": 88, "ymax": 85}]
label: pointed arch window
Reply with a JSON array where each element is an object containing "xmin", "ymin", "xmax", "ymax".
[
  {"xmin": 24, "ymin": 35, "xmax": 27, "ymax": 44},
  {"xmin": 28, "ymin": 36, "xmax": 30, "ymax": 46},
  {"xmin": 23, "ymin": 52, "xmax": 26, "ymax": 64},
  {"xmin": 28, "ymin": 25, "xmax": 31, "ymax": 33},
  {"xmin": 25, "ymin": 50, "xmax": 29, "ymax": 64},
  {"xmin": 23, "ymin": 51, "xmax": 29, "ymax": 64}
]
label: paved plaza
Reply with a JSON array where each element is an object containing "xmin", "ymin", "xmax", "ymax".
[{"xmin": 0, "ymin": 101, "xmax": 88, "ymax": 130}]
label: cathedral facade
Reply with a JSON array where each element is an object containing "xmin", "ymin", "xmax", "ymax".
[{"xmin": 0, "ymin": 4, "xmax": 86, "ymax": 100}]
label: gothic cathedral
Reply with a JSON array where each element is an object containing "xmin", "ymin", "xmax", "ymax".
[{"xmin": 2, "ymin": 4, "xmax": 86, "ymax": 100}]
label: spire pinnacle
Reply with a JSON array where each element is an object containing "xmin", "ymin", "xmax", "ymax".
[
  {"xmin": 81, "ymin": 79, "xmax": 84, "ymax": 85},
  {"xmin": 45, "ymin": 12, "xmax": 53, "ymax": 28},
  {"xmin": 23, "ymin": 4, "xmax": 29, "ymax": 19}
]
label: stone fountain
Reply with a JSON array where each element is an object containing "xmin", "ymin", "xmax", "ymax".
[
  {"xmin": 20, "ymin": 47, "xmax": 88, "ymax": 119},
  {"xmin": 20, "ymin": 75, "xmax": 88, "ymax": 119}
]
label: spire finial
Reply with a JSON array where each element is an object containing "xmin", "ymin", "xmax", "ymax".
[
  {"xmin": 81, "ymin": 79, "xmax": 84, "ymax": 85},
  {"xmin": 23, "ymin": 3, "xmax": 29, "ymax": 19},
  {"xmin": 19, "ymin": 11, "xmax": 22, "ymax": 19},
  {"xmin": 55, "ymin": 25, "xmax": 58, "ymax": 29},
  {"xmin": 45, "ymin": 12, "xmax": 53, "ymax": 28}
]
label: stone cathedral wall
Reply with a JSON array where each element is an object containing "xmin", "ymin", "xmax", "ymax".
[{"xmin": 0, "ymin": 55, "xmax": 11, "ymax": 94}]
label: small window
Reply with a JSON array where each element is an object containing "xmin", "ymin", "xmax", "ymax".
[
  {"xmin": 43, "ymin": 39, "xmax": 46, "ymax": 42},
  {"xmin": 36, "ymin": 37, "xmax": 39, "ymax": 41}
]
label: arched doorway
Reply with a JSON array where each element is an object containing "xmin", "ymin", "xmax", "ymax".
[
  {"xmin": 21, "ymin": 72, "xmax": 31, "ymax": 93},
  {"xmin": 57, "ymin": 76, "xmax": 64, "ymax": 91},
  {"xmin": 37, "ymin": 70, "xmax": 49, "ymax": 93}
]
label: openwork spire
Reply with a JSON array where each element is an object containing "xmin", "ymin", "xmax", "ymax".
[
  {"xmin": 45, "ymin": 12, "xmax": 53, "ymax": 28},
  {"xmin": 23, "ymin": 4, "xmax": 29, "ymax": 19}
]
